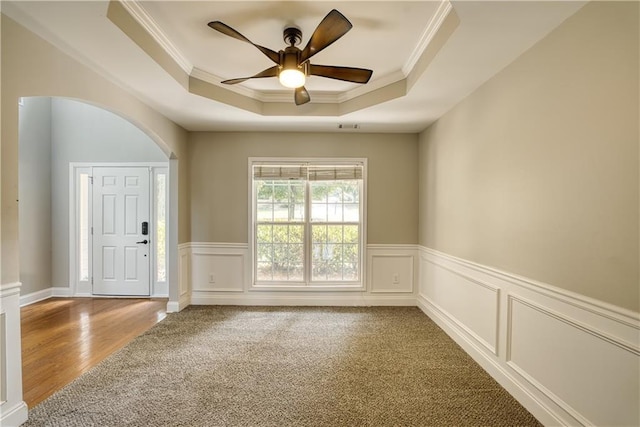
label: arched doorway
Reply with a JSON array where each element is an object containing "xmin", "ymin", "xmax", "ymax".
[{"xmin": 18, "ymin": 97, "xmax": 175, "ymax": 300}]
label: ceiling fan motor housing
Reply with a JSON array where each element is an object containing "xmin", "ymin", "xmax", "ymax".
[{"xmin": 279, "ymin": 46, "xmax": 308, "ymax": 75}]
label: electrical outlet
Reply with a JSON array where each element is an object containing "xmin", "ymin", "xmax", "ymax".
[{"xmin": 209, "ymin": 273, "xmax": 216, "ymax": 283}]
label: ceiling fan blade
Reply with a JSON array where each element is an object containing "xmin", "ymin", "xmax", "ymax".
[
  {"xmin": 208, "ymin": 21, "xmax": 280, "ymax": 64},
  {"xmin": 294, "ymin": 86, "xmax": 311, "ymax": 105},
  {"xmin": 300, "ymin": 10, "xmax": 352, "ymax": 62},
  {"xmin": 221, "ymin": 66, "xmax": 279, "ymax": 85},
  {"xmin": 309, "ymin": 64, "xmax": 373, "ymax": 84}
]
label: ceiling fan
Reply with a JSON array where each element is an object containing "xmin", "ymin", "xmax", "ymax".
[{"xmin": 208, "ymin": 9, "xmax": 373, "ymax": 105}]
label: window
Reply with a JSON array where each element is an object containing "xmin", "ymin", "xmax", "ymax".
[
  {"xmin": 252, "ymin": 160, "xmax": 365, "ymax": 288},
  {"xmin": 78, "ymin": 172, "xmax": 90, "ymax": 282},
  {"xmin": 155, "ymin": 171, "xmax": 167, "ymax": 283}
]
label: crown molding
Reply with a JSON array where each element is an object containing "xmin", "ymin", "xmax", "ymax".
[
  {"xmin": 119, "ymin": 0, "xmax": 193, "ymax": 75},
  {"xmin": 403, "ymin": 0, "xmax": 453, "ymax": 76},
  {"xmin": 337, "ymin": 70, "xmax": 406, "ymax": 103},
  {"xmin": 192, "ymin": 67, "xmax": 363, "ymax": 104},
  {"xmin": 191, "ymin": 67, "xmax": 260, "ymax": 99}
]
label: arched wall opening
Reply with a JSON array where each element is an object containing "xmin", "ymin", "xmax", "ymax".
[
  {"xmin": 18, "ymin": 97, "xmax": 178, "ymax": 302},
  {"xmin": 1, "ymin": 15, "xmax": 189, "ymax": 424}
]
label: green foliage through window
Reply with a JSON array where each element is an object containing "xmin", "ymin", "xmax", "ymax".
[{"xmin": 253, "ymin": 164, "xmax": 363, "ymax": 285}]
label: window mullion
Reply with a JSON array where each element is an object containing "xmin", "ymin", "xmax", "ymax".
[{"xmin": 304, "ymin": 178, "xmax": 311, "ymax": 286}]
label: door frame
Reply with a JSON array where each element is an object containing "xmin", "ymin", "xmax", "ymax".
[{"xmin": 69, "ymin": 162, "xmax": 169, "ymax": 297}]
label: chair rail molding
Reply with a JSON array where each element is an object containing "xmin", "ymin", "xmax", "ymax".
[{"xmin": 417, "ymin": 246, "xmax": 640, "ymax": 427}]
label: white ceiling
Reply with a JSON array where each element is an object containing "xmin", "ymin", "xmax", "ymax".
[{"xmin": 3, "ymin": 1, "xmax": 585, "ymax": 133}]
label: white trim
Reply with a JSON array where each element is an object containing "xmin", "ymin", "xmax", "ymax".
[
  {"xmin": 119, "ymin": 1, "xmax": 193, "ymax": 74},
  {"xmin": 0, "ymin": 401, "xmax": 28, "ymax": 427},
  {"xmin": 0, "ymin": 282, "xmax": 28, "ymax": 427},
  {"xmin": 421, "ymin": 247, "xmax": 639, "ymax": 326},
  {"xmin": 248, "ymin": 157, "xmax": 368, "ymax": 291},
  {"xmin": 190, "ymin": 67, "xmax": 260, "ymax": 100},
  {"xmin": 192, "ymin": 253, "xmax": 246, "ymax": 293},
  {"xmin": 367, "ymin": 253, "xmax": 417, "ymax": 294},
  {"xmin": 402, "ymin": 0, "xmax": 453, "ymax": 76},
  {"xmin": 419, "ymin": 280, "xmax": 499, "ymax": 356},
  {"xmin": 19, "ymin": 288, "xmax": 53, "ymax": 307},
  {"xmin": 52, "ymin": 286, "xmax": 74, "ymax": 297},
  {"xmin": 114, "ymin": 1, "xmax": 451, "ymax": 106},
  {"xmin": 191, "ymin": 66, "xmax": 401, "ymax": 105},
  {"xmin": 418, "ymin": 246, "xmax": 640, "ymax": 427},
  {"xmin": 191, "ymin": 68, "xmax": 344, "ymax": 105},
  {"xmin": 191, "ymin": 292, "xmax": 415, "ymax": 307},
  {"xmin": 69, "ymin": 162, "xmax": 169, "ymax": 298},
  {"xmin": 0, "ymin": 282, "xmax": 22, "ymax": 298},
  {"xmin": 178, "ymin": 242, "xmax": 417, "ymax": 306},
  {"xmin": 19, "ymin": 286, "xmax": 141, "ymax": 306},
  {"xmin": 506, "ymin": 294, "xmax": 639, "ymax": 358},
  {"xmin": 186, "ymin": 242, "xmax": 248, "ymax": 250},
  {"xmin": 166, "ymin": 292, "xmax": 190, "ymax": 313},
  {"xmin": 417, "ymin": 294, "xmax": 567, "ymax": 426},
  {"xmin": 366, "ymin": 244, "xmax": 418, "ymax": 251},
  {"xmin": 70, "ymin": 162, "xmax": 169, "ymax": 168}
]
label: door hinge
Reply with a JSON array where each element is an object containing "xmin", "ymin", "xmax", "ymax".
[
  {"xmin": 91, "ymin": 277, "xmax": 93, "ymax": 285},
  {"xmin": 89, "ymin": 176, "xmax": 93, "ymax": 184}
]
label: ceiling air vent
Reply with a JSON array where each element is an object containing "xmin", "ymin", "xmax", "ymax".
[{"xmin": 338, "ymin": 124, "xmax": 360, "ymax": 129}]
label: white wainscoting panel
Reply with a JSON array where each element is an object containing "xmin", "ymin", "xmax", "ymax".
[
  {"xmin": 420, "ymin": 256, "xmax": 498, "ymax": 354},
  {"xmin": 178, "ymin": 245, "xmax": 190, "ymax": 298},
  {"xmin": 190, "ymin": 243, "xmax": 247, "ymax": 293},
  {"xmin": 507, "ymin": 295, "xmax": 639, "ymax": 426},
  {"xmin": 0, "ymin": 282, "xmax": 28, "ymax": 426},
  {"xmin": 368, "ymin": 245, "xmax": 417, "ymax": 294},
  {"xmin": 417, "ymin": 247, "xmax": 640, "ymax": 427},
  {"xmin": 180, "ymin": 243, "xmax": 417, "ymax": 306}
]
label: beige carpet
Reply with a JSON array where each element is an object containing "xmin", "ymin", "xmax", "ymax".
[{"xmin": 24, "ymin": 306, "xmax": 541, "ymax": 426}]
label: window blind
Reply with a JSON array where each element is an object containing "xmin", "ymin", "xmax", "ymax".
[
  {"xmin": 253, "ymin": 165, "xmax": 308, "ymax": 180},
  {"xmin": 253, "ymin": 164, "xmax": 363, "ymax": 181},
  {"xmin": 307, "ymin": 165, "xmax": 363, "ymax": 181}
]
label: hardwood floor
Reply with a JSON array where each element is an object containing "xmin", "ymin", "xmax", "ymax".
[{"xmin": 20, "ymin": 298, "xmax": 167, "ymax": 408}]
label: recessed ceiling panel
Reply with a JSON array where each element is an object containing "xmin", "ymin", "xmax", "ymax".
[{"xmin": 139, "ymin": 1, "xmax": 440, "ymax": 92}]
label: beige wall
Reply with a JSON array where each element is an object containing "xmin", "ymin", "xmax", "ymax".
[
  {"xmin": 418, "ymin": 1, "xmax": 639, "ymax": 311},
  {"xmin": 188, "ymin": 132, "xmax": 418, "ymax": 245},
  {"xmin": 1, "ymin": 15, "xmax": 189, "ymax": 285}
]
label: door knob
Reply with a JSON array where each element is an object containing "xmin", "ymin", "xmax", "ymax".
[{"xmin": 136, "ymin": 239, "xmax": 148, "ymax": 244}]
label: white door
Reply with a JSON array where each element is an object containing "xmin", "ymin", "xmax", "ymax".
[{"xmin": 92, "ymin": 167, "xmax": 151, "ymax": 296}]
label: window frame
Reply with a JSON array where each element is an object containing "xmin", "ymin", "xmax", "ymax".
[
  {"xmin": 69, "ymin": 162, "xmax": 169, "ymax": 297},
  {"xmin": 249, "ymin": 157, "xmax": 367, "ymax": 291}
]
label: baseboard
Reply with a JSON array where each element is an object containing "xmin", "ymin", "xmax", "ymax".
[
  {"xmin": 191, "ymin": 291, "xmax": 416, "ymax": 307},
  {"xmin": 151, "ymin": 293, "xmax": 169, "ymax": 298},
  {"xmin": 167, "ymin": 292, "xmax": 191, "ymax": 313},
  {"xmin": 417, "ymin": 247, "xmax": 640, "ymax": 426},
  {"xmin": 0, "ymin": 401, "xmax": 28, "ymax": 427},
  {"xmin": 19, "ymin": 288, "xmax": 52, "ymax": 307},
  {"xmin": 19, "ymin": 286, "xmax": 75, "ymax": 306}
]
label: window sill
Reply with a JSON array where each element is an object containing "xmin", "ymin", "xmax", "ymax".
[{"xmin": 250, "ymin": 283, "xmax": 365, "ymax": 292}]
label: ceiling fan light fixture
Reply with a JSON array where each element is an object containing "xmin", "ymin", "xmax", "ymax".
[
  {"xmin": 279, "ymin": 68, "xmax": 306, "ymax": 88},
  {"xmin": 209, "ymin": 9, "xmax": 372, "ymax": 105}
]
